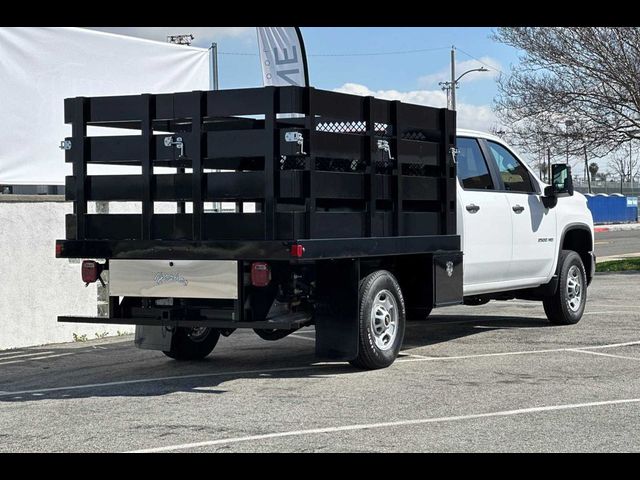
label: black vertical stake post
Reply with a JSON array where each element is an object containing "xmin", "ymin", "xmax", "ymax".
[
  {"xmin": 392, "ymin": 100, "xmax": 402, "ymax": 236},
  {"xmin": 71, "ymin": 97, "xmax": 88, "ymax": 240},
  {"xmin": 191, "ymin": 91, "xmax": 205, "ymax": 241},
  {"xmin": 364, "ymin": 96, "xmax": 375, "ymax": 237},
  {"xmin": 304, "ymin": 87, "xmax": 315, "ymax": 239},
  {"xmin": 141, "ymin": 94, "xmax": 154, "ymax": 240},
  {"xmin": 440, "ymin": 109, "xmax": 456, "ymax": 235},
  {"xmin": 264, "ymin": 86, "xmax": 277, "ymax": 240}
]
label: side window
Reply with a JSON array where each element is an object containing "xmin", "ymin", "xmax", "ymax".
[
  {"xmin": 455, "ymin": 137, "xmax": 494, "ymax": 190},
  {"xmin": 487, "ymin": 141, "xmax": 535, "ymax": 193}
]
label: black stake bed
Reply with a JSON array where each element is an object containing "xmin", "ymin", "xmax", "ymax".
[{"xmin": 58, "ymin": 86, "xmax": 458, "ymax": 249}]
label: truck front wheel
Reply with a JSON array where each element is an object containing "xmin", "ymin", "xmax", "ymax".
[
  {"xmin": 543, "ymin": 250, "xmax": 587, "ymax": 325},
  {"xmin": 350, "ymin": 270, "xmax": 406, "ymax": 370},
  {"xmin": 163, "ymin": 327, "xmax": 220, "ymax": 361}
]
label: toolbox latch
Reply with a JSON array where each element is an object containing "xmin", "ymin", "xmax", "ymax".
[
  {"xmin": 164, "ymin": 136, "xmax": 185, "ymax": 158},
  {"xmin": 284, "ymin": 131, "xmax": 307, "ymax": 155},
  {"xmin": 377, "ymin": 139, "xmax": 394, "ymax": 160}
]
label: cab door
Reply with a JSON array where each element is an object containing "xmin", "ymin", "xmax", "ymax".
[
  {"xmin": 483, "ymin": 140, "xmax": 557, "ymax": 283},
  {"xmin": 456, "ymin": 137, "xmax": 512, "ymax": 291}
]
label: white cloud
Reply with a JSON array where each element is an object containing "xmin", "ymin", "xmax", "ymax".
[
  {"xmin": 418, "ymin": 56, "xmax": 502, "ymax": 87},
  {"xmin": 87, "ymin": 27, "xmax": 254, "ymax": 46},
  {"xmin": 334, "ymin": 83, "xmax": 497, "ymax": 133}
]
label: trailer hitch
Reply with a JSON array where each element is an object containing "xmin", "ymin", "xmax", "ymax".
[{"xmin": 164, "ymin": 136, "xmax": 185, "ymax": 158}]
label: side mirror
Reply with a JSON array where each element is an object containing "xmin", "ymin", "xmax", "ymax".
[
  {"xmin": 551, "ymin": 163, "xmax": 574, "ymax": 196},
  {"xmin": 542, "ymin": 164, "xmax": 573, "ymax": 209}
]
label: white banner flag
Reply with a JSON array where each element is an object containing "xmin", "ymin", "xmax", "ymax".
[
  {"xmin": 0, "ymin": 27, "xmax": 211, "ymax": 186},
  {"xmin": 256, "ymin": 27, "xmax": 309, "ymax": 87}
]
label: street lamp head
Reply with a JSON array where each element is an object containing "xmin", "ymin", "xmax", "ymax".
[{"xmin": 455, "ymin": 67, "xmax": 490, "ymax": 84}]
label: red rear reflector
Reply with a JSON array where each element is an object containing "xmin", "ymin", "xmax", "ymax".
[
  {"xmin": 251, "ymin": 262, "xmax": 271, "ymax": 287},
  {"xmin": 290, "ymin": 244, "xmax": 305, "ymax": 257},
  {"xmin": 55, "ymin": 243, "xmax": 63, "ymax": 256},
  {"xmin": 81, "ymin": 260, "xmax": 101, "ymax": 284}
]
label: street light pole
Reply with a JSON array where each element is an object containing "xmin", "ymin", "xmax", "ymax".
[
  {"xmin": 450, "ymin": 47, "xmax": 456, "ymax": 111},
  {"xmin": 439, "ymin": 48, "xmax": 488, "ymax": 112}
]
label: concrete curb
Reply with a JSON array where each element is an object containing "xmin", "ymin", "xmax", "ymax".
[{"xmin": 594, "ymin": 223, "xmax": 640, "ymax": 233}]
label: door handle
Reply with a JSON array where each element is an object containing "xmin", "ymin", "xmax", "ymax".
[
  {"xmin": 512, "ymin": 204, "xmax": 525, "ymax": 214},
  {"xmin": 465, "ymin": 204, "xmax": 480, "ymax": 213}
]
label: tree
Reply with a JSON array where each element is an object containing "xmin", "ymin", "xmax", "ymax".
[
  {"xmin": 493, "ymin": 28, "xmax": 640, "ymax": 158},
  {"xmin": 588, "ymin": 162, "xmax": 599, "ymax": 180},
  {"xmin": 607, "ymin": 146, "xmax": 639, "ymax": 193}
]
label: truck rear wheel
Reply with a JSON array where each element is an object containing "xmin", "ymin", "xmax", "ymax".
[
  {"xmin": 543, "ymin": 250, "xmax": 587, "ymax": 325},
  {"xmin": 163, "ymin": 327, "xmax": 220, "ymax": 361},
  {"xmin": 350, "ymin": 270, "xmax": 406, "ymax": 370}
]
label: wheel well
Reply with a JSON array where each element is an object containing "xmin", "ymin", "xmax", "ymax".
[{"xmin": 562, "ymin": 227, "xmax": 593, "ymax": 282}]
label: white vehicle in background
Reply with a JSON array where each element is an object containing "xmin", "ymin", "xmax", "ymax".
[{"xmin": 456, "ymin": 129, "xmax": 595, "ymax": 325}]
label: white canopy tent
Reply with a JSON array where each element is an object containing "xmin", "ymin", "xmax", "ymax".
[{"xmin": 0, "ymin": 27, "xmax": 212, "ymax": 186}]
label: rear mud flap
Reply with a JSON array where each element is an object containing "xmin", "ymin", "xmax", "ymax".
[
  {"xmin": 314, "ymin": 259, "xmax": 360, "ymax": 361},
  {"xmin": 134, "ymin": 325, "xmax": 173, "ymax": 351}
]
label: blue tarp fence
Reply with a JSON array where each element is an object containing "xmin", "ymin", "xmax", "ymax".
[{"xmin": 584, "ymin": 193, "xmax": 638, "ymax": 224}]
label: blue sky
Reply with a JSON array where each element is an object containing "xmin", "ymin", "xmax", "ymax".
[{"xmin": 91, "ymin": 27, "xmax": 522, "ymax": 133}]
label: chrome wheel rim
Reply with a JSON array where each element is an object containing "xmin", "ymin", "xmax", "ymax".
[
  {"xmin": 188, "ymin": 327, "xmax": 210, "ymax": 342},
  {"xmin": 370, "ymin": 290, "xmax": 398, "ymax": 351},
  {"xmin": 566, "ymin": 265, "xmax": 583, "ymax": 312}
]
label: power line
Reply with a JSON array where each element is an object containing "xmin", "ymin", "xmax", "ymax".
[
  {"xmin": 455, "ymin": 46, "xmax": 506, "ymax": 75},
  {"xmin": 309, "ymin": 46, "xmax": 451, "ymax": 57},
  {"xmin": 218, "ymin": 46, "xmax": 451, "ymax": 58}
]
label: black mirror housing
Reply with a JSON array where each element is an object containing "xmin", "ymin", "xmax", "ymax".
[{"xmin": 551, "ymin": 164, "xmax": 574, "ymax": 196}]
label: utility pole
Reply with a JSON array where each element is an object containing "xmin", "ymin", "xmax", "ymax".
[
  {"xmin": 584, "ymin": 145, "xmax": 591, "ymax": 193},
  {"xmin": 630, "ymin": 141, "xmax": 634, "ymax": 195},
  {"xmin": 547, "ymin": 147, "xmax": 552, "ymax": 184},
  {"xmin": 450, "ymin": 46, "xmax": 456, "ymax": 112}
]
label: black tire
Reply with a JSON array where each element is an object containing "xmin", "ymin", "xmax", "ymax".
[
  {"xmin": 163, "ymin": 327, "xmax": 220, "ymax": 361},
  {"xmin": 350, "ymin": 270, "xmax": 406, "ymax": 370},
  {"xmin": 254, "ymin": 328, "xmax": 296, "ymax": 341},
  {"xmin": 543, "ymin": 250, "xmax": 587, "ymax": 325}
]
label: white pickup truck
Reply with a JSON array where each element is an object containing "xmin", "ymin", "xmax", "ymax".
[
  {"xmin": 58, "ymin": 88, "xmax": 595, "ymax": 369},
  {"xmin": 456, "ymin": 129, "xmax": 595, "ymax": 325}
]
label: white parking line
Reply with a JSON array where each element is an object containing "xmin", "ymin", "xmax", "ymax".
[
  {"xmin": 568, "ymin": 349, "xmax": 640, "ymax": 362},
  {"xmin": 2, "ymin": 339, "xmax": 639, "ymax": 398},
  {"xmin": 0, "ymin": 351, "xmax": 54, "ymax": 361},
  {"xmin": 288, "ymin": 334, "xmax": 315, "ymax": 342},
  {"xmin": 0, "ymin": 350, "xmax": 25, "ymax": 357},
  {"xmin": 582, "ymin": 340, "xmax": 640, "ymax": 350},
  {"xmin": 0, "ymin": 364, "xmax": 345, "ymax": 398},
  {"xmin": 126, "ymin": 397, "xmax": 640, "ymax": 453},
  {"xmin": 0, "ymin": 353, "xmax": 74, "ymax": 366}
]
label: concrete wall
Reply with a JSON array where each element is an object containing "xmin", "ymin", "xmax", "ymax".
[{"xmin": 0, "ymin": 197, "xmax": 133, "ymax": 350}]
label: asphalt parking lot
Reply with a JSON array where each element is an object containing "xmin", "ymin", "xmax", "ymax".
[{"xmin": 1, "ymin": 272, "xmax": 640, "ymax": 452}]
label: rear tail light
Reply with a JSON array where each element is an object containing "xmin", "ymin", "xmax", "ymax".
[
  {"xmin": 81, "ymin": 260, "xmax": 104, "ymax": 285},
  {"xmin": 290, "ymin": 244, "xmax": 305, "ymax": 258},
  {"xmin": 55, "ymin": 243, "xmax": 63, "ymax": 257},
  {"xmin": 251, "ymin": 262, "xmax": 271, "ymax": 287}
]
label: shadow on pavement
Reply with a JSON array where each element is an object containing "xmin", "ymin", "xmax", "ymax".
[{"xmin": 0, "ymin": 313, "xmax": 551, "ymax": 403}]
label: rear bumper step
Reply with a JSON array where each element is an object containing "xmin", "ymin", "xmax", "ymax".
[{"xmin": 58, "ymin": 313, "xmax": 313, "ymax": 330}]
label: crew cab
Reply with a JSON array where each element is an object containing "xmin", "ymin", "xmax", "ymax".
[{"xmin": 456, "ymin": 129, "xmax": 594, "ymax": 324}]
